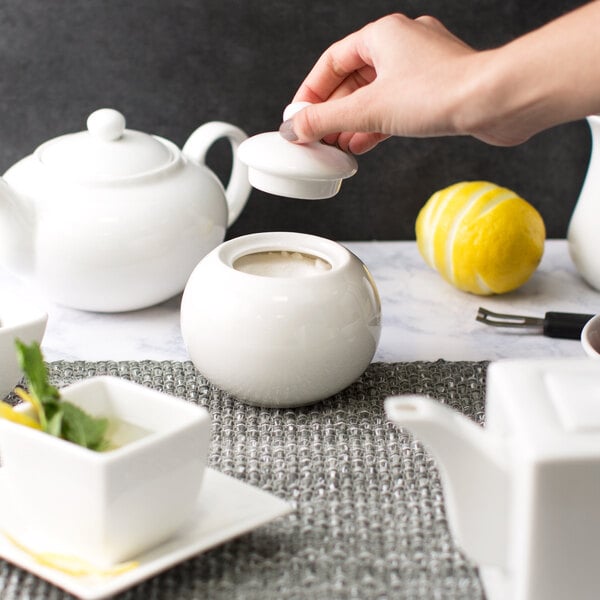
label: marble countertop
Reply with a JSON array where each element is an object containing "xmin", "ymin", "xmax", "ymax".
[{"xmin": 2, "ymin": 239, "xmax": 598, "ymax": 363}]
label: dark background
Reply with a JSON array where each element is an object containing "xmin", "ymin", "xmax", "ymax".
[{"xmin": 0, "ymin": 0, "xmax": 590, "ymax": 240}]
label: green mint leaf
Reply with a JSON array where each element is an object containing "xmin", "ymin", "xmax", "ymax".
[
  {"xmin": 46, "ymin": 410, "xmax": 64, "ymax": 438},
  {"xmin": 14, "ymin": 340, "xmax": 110, "ymax": 452},
  {"xmin": 15, "ymin": 339, "xmax": 60, "ymax": 413},
  {"xmin": 59, "ymin": 402, "xmax": 109, "ymax": 451}
]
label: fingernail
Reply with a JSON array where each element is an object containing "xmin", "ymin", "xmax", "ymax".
[{"xmin": 279, "ymin": 119, "xmax": 298, "ymax": 142}]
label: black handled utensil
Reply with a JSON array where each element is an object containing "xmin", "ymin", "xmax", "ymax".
[{"xmin": 476, "ymin": 307, "xmax": 595, "ymax": 339}]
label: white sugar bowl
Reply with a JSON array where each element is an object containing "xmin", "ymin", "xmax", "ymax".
[{"xmin": 180, "ymin": 232, "xmax": 381, "ymax": 407}]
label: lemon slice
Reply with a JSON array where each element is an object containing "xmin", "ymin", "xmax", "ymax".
[
  {"xmin": 416, "ymin": 181, "xmax": 545, "ymax": 295},
  {"xmin": 0, "ymin": 401, "xmax": 41, "ymax": 430},
  {"xmin": 3, "ymin": 532, "xmax": 138, "ymax": 577}
]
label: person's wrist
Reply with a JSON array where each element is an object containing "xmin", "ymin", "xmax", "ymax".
[
  {"xmin": 452, "ymin": 41, "xmax": 564, "ymax": 146},
  {"xmin": 449, "ymin": 49, "xmax": 517, "ymax": 142}
]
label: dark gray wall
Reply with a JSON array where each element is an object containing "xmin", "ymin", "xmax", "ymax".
[{"xmin": 0, "ymin": 0, "xmax": 589, "ymax": 240}]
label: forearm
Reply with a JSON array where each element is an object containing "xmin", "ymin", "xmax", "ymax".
[{"xmin": 459, "ymin": 0, "xmax": 600, "ymax": 144}]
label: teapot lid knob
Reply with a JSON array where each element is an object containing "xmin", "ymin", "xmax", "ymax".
[
  {"xmin": 282, "ymin": 101, "xmax": 312, "ymax": 121},
  {"xmin": 87, "ymin": 108, "xmax": 126, "ymax": 141}
]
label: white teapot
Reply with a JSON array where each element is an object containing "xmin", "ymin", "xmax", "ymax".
[
  {"xmin": 386, "ymin": 357, "xmax": 600, "ymax": 600},
  {"xmin": 0, "ymin": 108, "xmax": 252, "ymax": 312}
]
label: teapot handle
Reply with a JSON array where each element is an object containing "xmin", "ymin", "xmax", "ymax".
[{"xmin": 182, "ymin": 122, "xmax": 251, "ymax": 227}]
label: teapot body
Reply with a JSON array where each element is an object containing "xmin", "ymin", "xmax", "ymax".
[
  {"xmin": 3, "ymin": 153, "xmax": 227, "ymax": 312},
  {"xmin": 387, "ymin": 358, "xmax": 600, "ymax": 600},
  {"xmin": 483, "ymin": 358, "xmax": 600, "ymax": 600},
  {"xmin": 0, "ymin": 110, "xmax": 251, "ymax": 312}
]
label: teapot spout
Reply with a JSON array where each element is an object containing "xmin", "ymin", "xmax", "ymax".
[
  {"xmin": 0, "ymin": 178, "xmax": 34, "ymax": 276},
  {"xmin": 385, "ymin": 396, "xmax": 510, "ymax": 568}
]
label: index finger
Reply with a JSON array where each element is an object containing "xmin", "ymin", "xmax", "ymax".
[{"xmin": 292, "ymin": 27, "xmax": 374, "ymax": 104}]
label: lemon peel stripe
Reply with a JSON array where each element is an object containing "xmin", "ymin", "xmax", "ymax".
[
  {"xmin": 463, "ymin": 190, "xmax": 518, "ymax": 293},
  {"xmin": 2, "ymin": 531, "xmax": 139, "ymax": 577},
  {"xmin": 476, "ymin": 189, "xmax": 518, "ymax": 219},
  {"xmin": 444, "ymin": 182, "xmax": 496, "ymax": 285},
  {"xmin": 13, "ymin": 387, "xmax": 45, "ymax": 425},
  {"xmin": 474, "ymin": 272, "xmax": 494, "ymax": 295},
  {"xmin": 0, "ymin": 402, "xmax": 42, "ymax": 430},
  {"xmin": 423, "ymin": 183, "xmax": 465, "ymax": 268},
  {"xmin": 450, "ymin": 188, "xmax": 516, "ymax": 290}
]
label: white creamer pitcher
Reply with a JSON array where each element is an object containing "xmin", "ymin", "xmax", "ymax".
[{"xmin": 568, "ymin": 115, "xmax": 600, "ymax": 289}]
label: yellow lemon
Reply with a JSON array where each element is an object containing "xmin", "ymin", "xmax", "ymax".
[{"xmin": 415, "ymin": 181, "xmax": 545, "ymax": 295}]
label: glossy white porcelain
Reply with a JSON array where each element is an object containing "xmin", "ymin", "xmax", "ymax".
[
  {"xmin": 238, "ymin": 103, "xmax": 357, "ymax": 199},
  {"xmin": 0, "ymin": 293, "xmax": 47, "ymax": 399},
  {"xmin": 386, "ymin": 357, "xmax": 600, "ymax": 600},
  {"xmin": 581, "ymin": 312, "xmax": 600, "ymax": 357},
  {"xmin": 180, "ymin": 232, "xmax": 381, "ymax": 407},
  {"xmin": 0, "ymin": 108, "xmax": 252, "ymax": 312},
  {"xmin": 0, "ymin": 468, "xmax": 291, "ymax": 600},
  {"xmin": 0, "ymin": 376, "xmax": 210, "ymax": 566},
  {"xmin": 568, "ymin": 115, "xmax": 600, "ymax": 290}
]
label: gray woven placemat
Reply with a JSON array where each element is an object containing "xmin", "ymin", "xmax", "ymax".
[{"xmin": 1, "ymin": 360, "xmax": 489, "ymax": 600}]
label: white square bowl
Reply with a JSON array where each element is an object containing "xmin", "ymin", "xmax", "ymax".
[
  {"xmin": 0, "ymin": 293, "xmax": 47, "ymax": 399},
  {"xmin": 0, "ymin": 376, "xmax": 210, "ymax": 567}
]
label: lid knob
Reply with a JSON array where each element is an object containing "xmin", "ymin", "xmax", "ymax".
[
  {"xmin": 87, "ymin": 108, "xmax": 126, "ymax": 142},
  {"xmin": 282, "ymin": 101, "xmax": 312, "ymax": 121}
]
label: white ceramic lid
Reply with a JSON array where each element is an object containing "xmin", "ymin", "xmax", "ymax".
[
  {"xmin": 35, "ymin": 108, "xmax": 177, "ymax": 181},
  {"xmin": 237, "ymin": 103, "xmax": 358, "ymax": 200}
]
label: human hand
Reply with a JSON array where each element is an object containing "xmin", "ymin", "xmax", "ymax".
[
  {"xmin": 281, "ymin": 3, "xmax": 600, "ymax": 154},
  {"xmin": 279, "ymin": 13, "xmax": 479, "ymax": 154}
]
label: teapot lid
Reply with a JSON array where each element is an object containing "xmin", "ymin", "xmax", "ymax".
[
  {"xmin": 36, "ymin": 109, "xmax": 177, "ymax": 181},
  {"xmin": 237, "ymin": 103, "xmax": 357, "ymax": 200}
]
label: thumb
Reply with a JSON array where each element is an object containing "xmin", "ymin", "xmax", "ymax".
[{"xmin": 280, "ymin": 89, "xmax": 383, "ymax": 143}]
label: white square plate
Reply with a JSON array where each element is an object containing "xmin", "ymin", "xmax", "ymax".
[{"xmin": 0, "ymin": 468, "xmax": 292, "ymax": 599}]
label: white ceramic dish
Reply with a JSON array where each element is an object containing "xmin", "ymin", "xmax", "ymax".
[
  {"xmin": 0, "ymin": 468, "xmax": 292, "ymax": 600},
  {"xmin": 181, "ymin": 231, "xmax": 381, "ymax": 407},
  {"xmin": 581, "ymin": 312, "xmax": 600, "ymax": 357},
  {"xmin": 0, "ymin": 293, "xmax": 47, "ymax": 399},
  {"xmin": 0, "ymin": 376, "xmax": 210, "ymax": 566},
  {"xmin": 238, "ymin": 103, "xmax": 357, "ymax": 199},
  {"xmin": 0, "ymin": 108, "xmax": 251, "ymax": 312}
]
